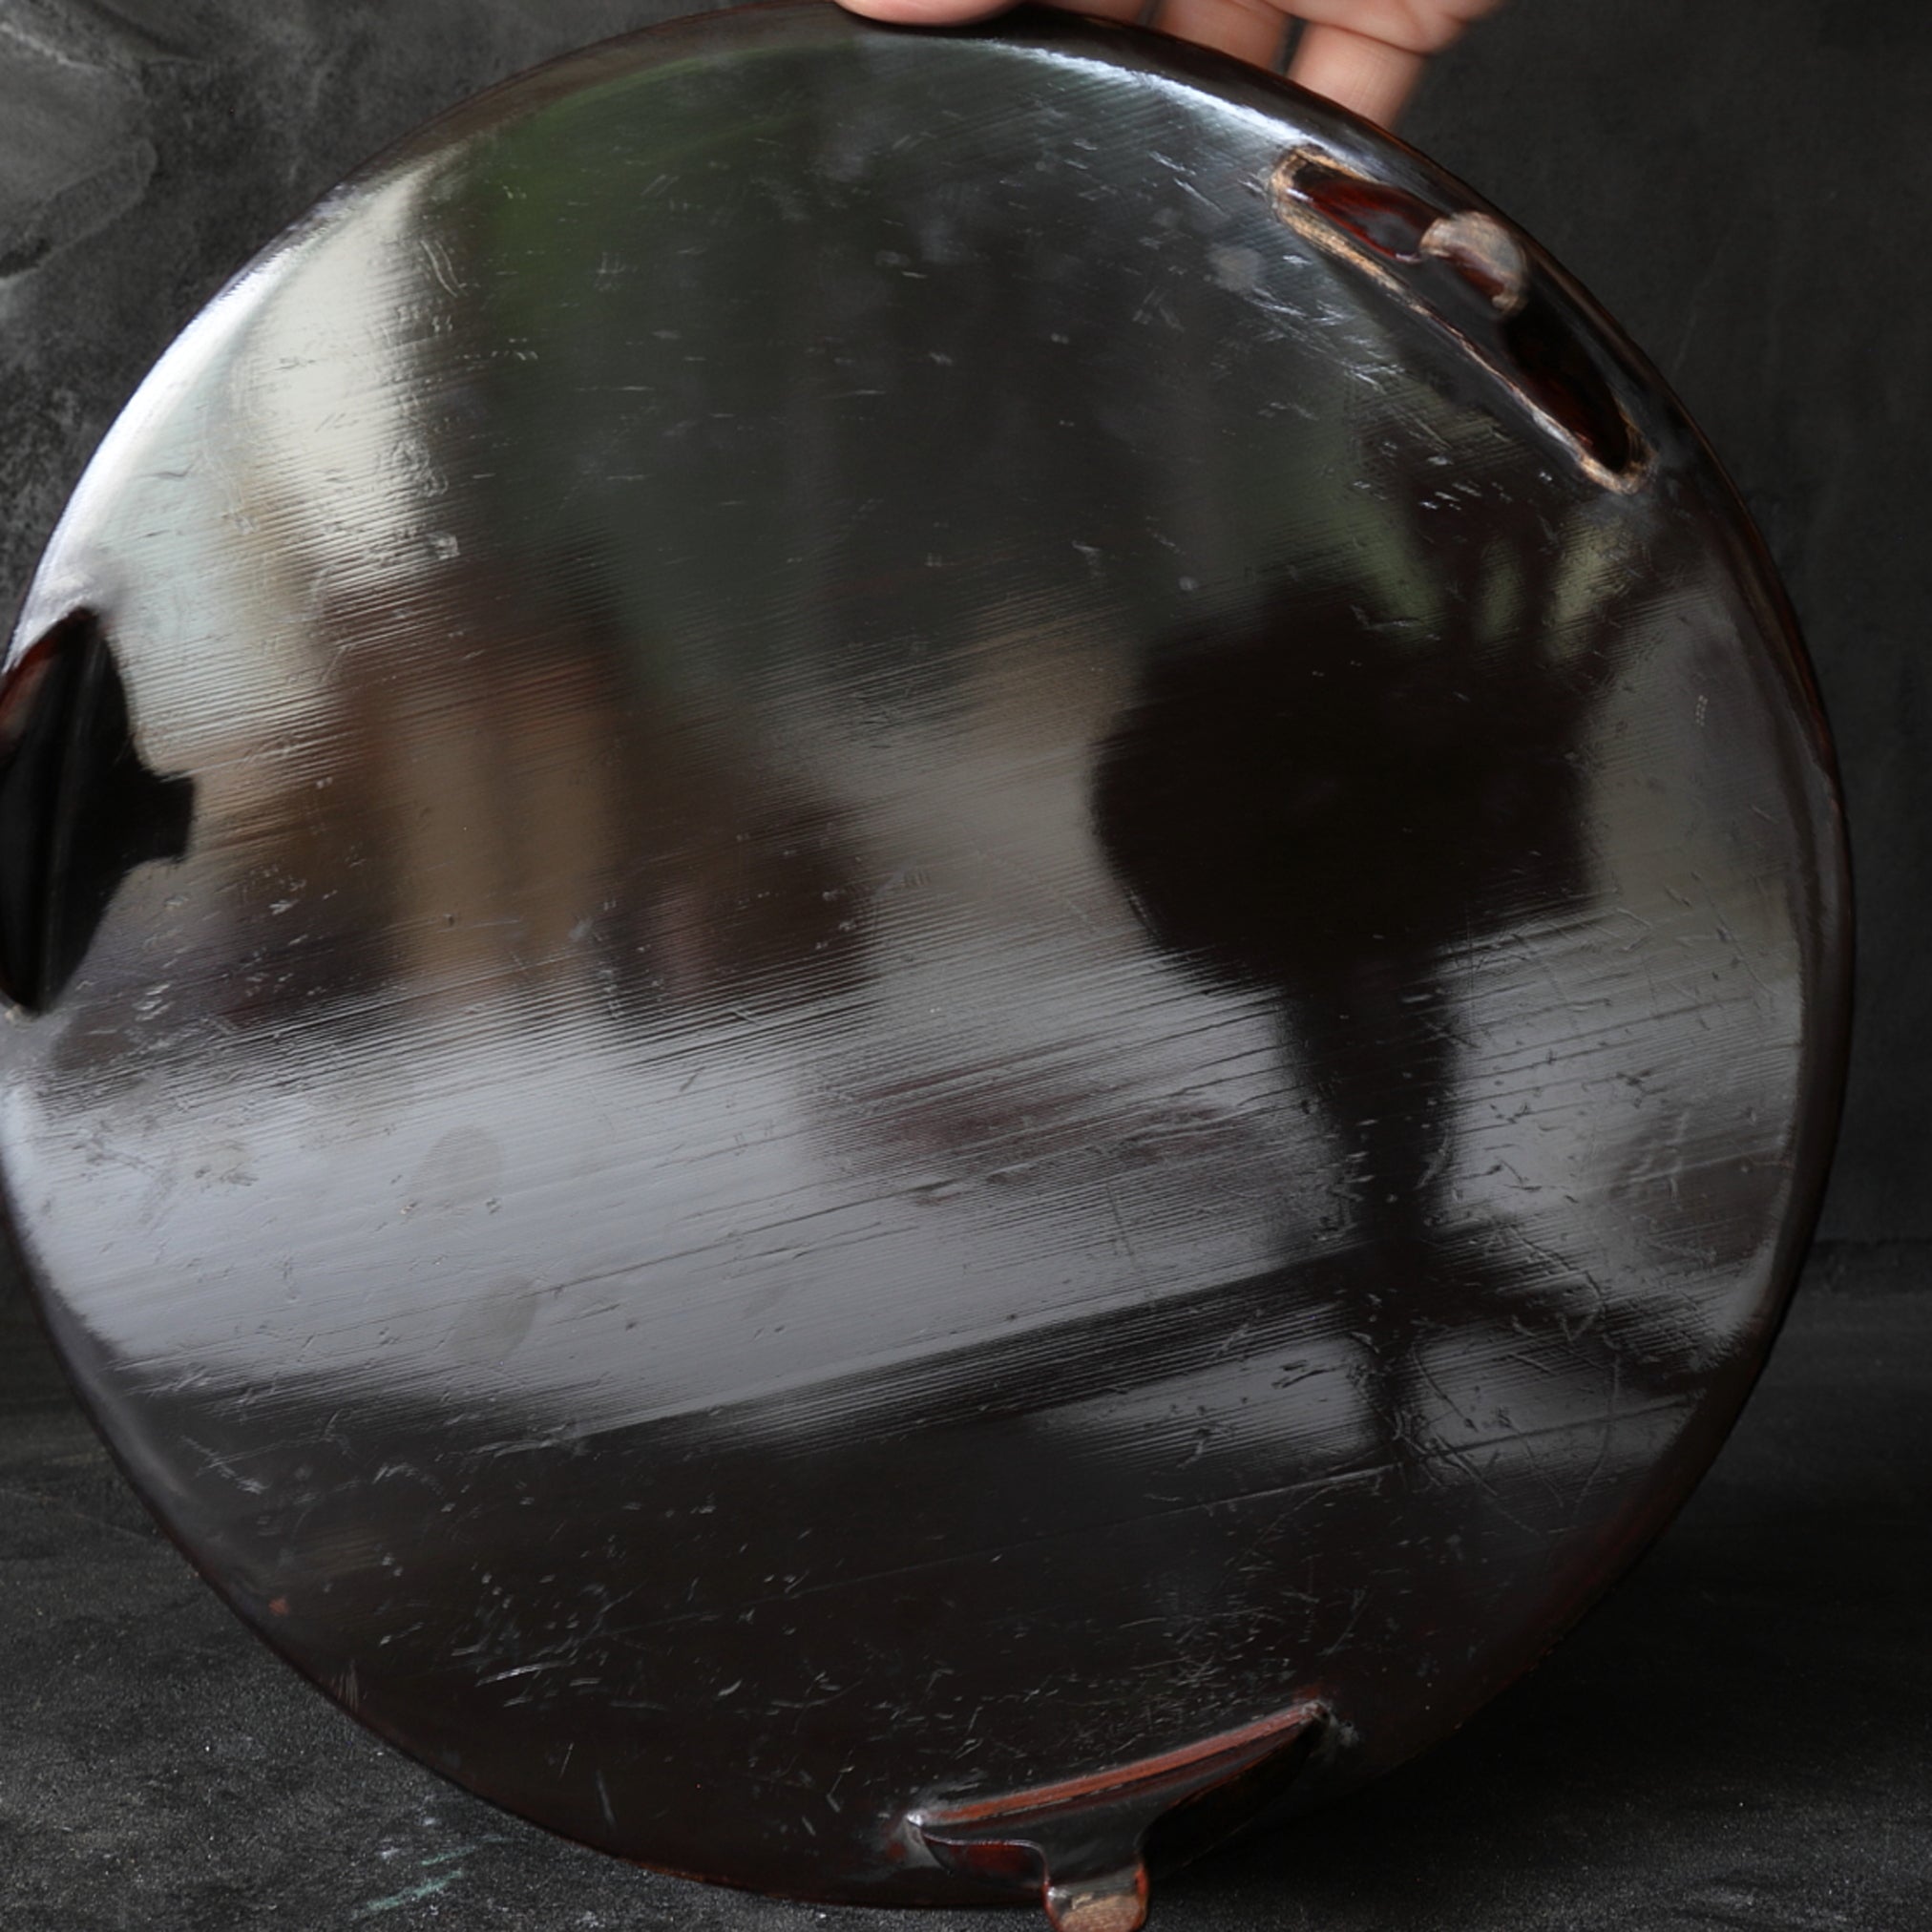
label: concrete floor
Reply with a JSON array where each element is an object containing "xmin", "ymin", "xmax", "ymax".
[{"xmin": 4, "ymin": 1245, "xmax": 1927, "ymax": 1931}]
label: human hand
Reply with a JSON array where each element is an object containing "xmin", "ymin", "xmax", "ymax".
[{"xmin": 831, "ymin": 0, "xmax": 1506, "ymax": 129}]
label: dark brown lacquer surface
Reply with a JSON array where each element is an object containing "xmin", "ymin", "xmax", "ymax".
[{"xmin": 0, "ymin": 8, "xmax": 1847, "ymax": 1925}]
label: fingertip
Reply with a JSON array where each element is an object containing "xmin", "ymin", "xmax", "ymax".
[
  {"xmin": 1287, "ymin": 23, "xmax": 1425, "ymax": 129},
  {"xmin": 833, "ymin": 0, "xmax": 1019, "ymax": 22}
]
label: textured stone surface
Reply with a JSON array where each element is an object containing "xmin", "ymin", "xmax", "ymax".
[{"xmin": 4, "ymin": 1250, "xmax": 1929, "ymax": 1929}]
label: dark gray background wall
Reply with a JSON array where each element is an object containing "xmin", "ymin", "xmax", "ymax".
[{"xmin": 1, "ymin": 0, "xmax": 1923, "ymax": 1243}]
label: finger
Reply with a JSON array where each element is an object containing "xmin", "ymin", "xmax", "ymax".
[
  {"xmin": 835, "ymin": 0, "xmax": 1018, "ymax": 22},
  {"xmin": 1286, "ymin": 0, "xmax": 1500, "ymax": 55},
  {"xmin": 1288, "ymin": 22, "xmax": 1426, "ymax": 125},
  {"xmin": 1149, "ymin": 0, "xmax": 1292, "ymax": 72},
  {"xmin": 1040, "ymin": 0, "xmax": 1148, "ymax": 23}
]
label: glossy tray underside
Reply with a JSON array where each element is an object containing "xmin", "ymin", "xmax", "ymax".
[{"xmin": 1, "ymin": 7, "xmax": 1846, "ymax": 1919}]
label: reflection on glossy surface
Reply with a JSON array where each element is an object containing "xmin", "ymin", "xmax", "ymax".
[{"xmin": 0, "ymin": 7, "xmax": 1845, "ymax": 1919}]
